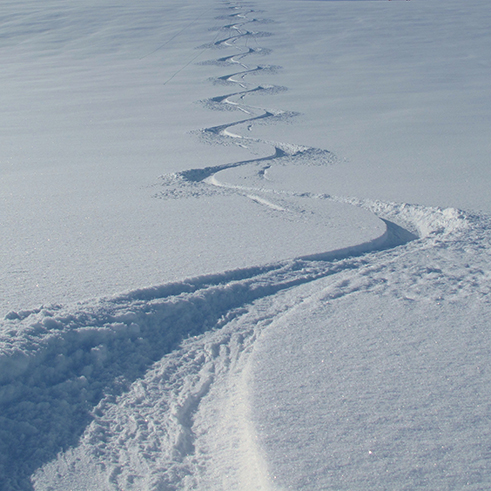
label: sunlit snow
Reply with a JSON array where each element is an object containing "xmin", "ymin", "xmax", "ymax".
[{"xmin": 1, "ymin": 0, "xmax": 490, "ymax": 489}]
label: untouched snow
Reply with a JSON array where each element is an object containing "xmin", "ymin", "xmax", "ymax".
[{"xmin": 1, "ymin": 0, "xmax": 490, "ymax": 489}]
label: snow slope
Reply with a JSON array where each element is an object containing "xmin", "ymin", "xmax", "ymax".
[
  {"xmin": 0, "ymin": 0, "xmax": 390, "ymax": 315},
  {"xmin": 1, "ymin": 0, "xmax": 490, "ymax": 489}
]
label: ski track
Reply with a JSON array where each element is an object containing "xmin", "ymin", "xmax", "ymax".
[{"xmin": 1, "ymin": 2, "xmax": 490, "ymax": 490}]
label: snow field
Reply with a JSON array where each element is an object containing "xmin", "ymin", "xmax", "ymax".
[
  {"xmin": 2, "ymin": 199, "xmax": 481, "ymax": 490},
  {"xmin": 251, "ymin": 215, "xmax": 491, "ymax": 489},
  {"xmin": 1, "ymin": 0, "xmax": 490, "ymax": 489}
]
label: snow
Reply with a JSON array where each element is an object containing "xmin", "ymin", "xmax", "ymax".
[
  {"xmin": 250, "ymin": 218, "xmax": 491, "ymax": 490},
  {"xmin": 1, "ymin": 0, "xmax": 490, "ymax": 489}
]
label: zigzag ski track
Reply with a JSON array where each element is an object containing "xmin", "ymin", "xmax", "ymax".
[{"xmin": 2, "ymin": 1, "xmax": 491, "ymax": 490}]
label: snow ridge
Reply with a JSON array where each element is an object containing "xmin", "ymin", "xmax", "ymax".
[{"xmin": 0, "ymin": 248, "xmax": 394, "ymax": 488}]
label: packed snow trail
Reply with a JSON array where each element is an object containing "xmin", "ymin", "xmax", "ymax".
[{"xmin": 1, "ymin": 1, "xmax": 491, "ymax": 490}]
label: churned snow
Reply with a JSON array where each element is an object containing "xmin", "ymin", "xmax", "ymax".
[{"xmin": 1, "ymin": 0, "xmax": 490, "ymax": 489}]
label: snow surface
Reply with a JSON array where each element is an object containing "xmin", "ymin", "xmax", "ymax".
[{"xmin": 1, "ymin": 0, "xmax": 491, "ymax": 489}]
